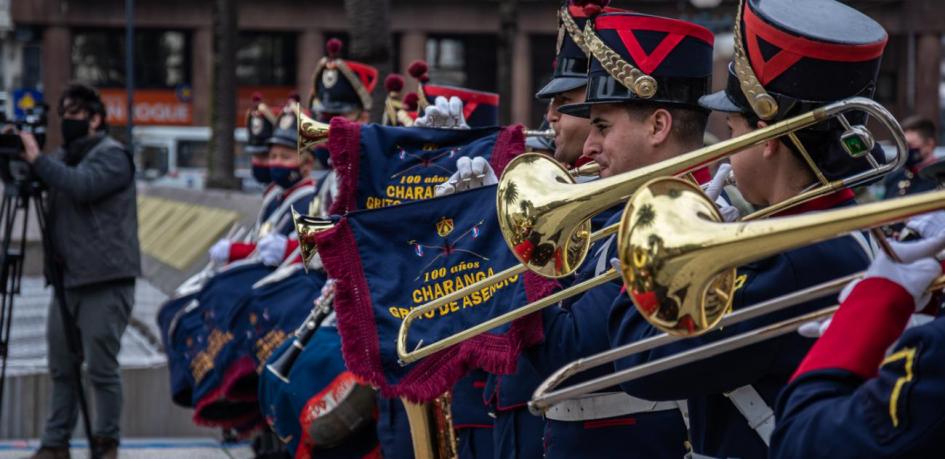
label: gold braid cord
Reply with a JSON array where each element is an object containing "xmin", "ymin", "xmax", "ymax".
[
  {"xmin": 583, "ymin": 21, "xmax": 657, "ymax": 99},
  {"xmin": 336, "ymin": 60, "xmax": 373, "ymax": 112},
  {"xmin": 308, "ymin": 57, "xmax": 329, "ymax": 110},
  {"xmin": 732, "ymin": 0, "xmax": 778, "ymax": 119},
  {"xmin": 559, "ymin": 6, "xmax": 589, "ymax": 55}
]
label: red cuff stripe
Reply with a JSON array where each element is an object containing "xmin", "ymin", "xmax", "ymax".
[
  {"xmin": 285, "ymin": 238, "xmax": 300, "ymax": 260},
  {"xmin": 792, "ymin": 277, "xmax": 914, "ymax": 381},
  {"xmin": 229, "ymin": 242, "xmax": 256, "ymax": 262}
]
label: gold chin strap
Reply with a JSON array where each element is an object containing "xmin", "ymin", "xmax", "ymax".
[
  {"xmin": 559, "ymin": 6, "xmax": 589, "ymax": 55},
  {"xmin": 732, "ymin": 0, "xmax": 778, "ymax": 120},
  {"xmin": 582, "ymin": 21, "xmax": 657, "ymax": 99}
]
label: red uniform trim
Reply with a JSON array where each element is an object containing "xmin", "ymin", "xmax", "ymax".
[
  {"xmin": 229, "ymin": 242, "xmax": 256, "ymax": 262},
  {"xmin": 772, "ymin": 188, "xmax": 855, "ymax": 217},
  {"xmin": 792, "ymin": 277, "xmax": 914, "ymax": 381},
  {"xmin": 284, "ymin": 238, "xmax": 300, "ymax": 260},
  {"xmin": 743, "ymin": 4, "xmax": 887, "ymax": 85},
  {"xmin": 583, "ymin": 417, "xmax": 637, "ymax": 429},
  {"xmin": 595, "ymin": 15, "xmax": 713, "ymax": 76}
]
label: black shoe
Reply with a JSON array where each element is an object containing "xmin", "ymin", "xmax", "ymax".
[
  {"xmin": 26, "ymin": 446, "xmax": 70, "ymax": 459},
  {"xmin": 91, "ymin": 436, "xmax": 118, "ymax": 459}
]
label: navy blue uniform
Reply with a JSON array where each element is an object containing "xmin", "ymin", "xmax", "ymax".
[
  {"xmin": 609, "ymin": 197, "xmax": 872, "ymax": 458},
  {"xmin": 528, "ymin": 210, "xmax": 688, "ymax": 459},
  {"xmin": 772, "ymin": 275, "xmax": 945, "ymax": 459}
]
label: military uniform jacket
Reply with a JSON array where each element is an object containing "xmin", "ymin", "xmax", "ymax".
[
  {"xmin": 608, "ymin": 193, "xmax": 872, "ymax": 458},
  {"xmin": 772, "ymin": 275, "xmax": 945, "ymax": 459}
]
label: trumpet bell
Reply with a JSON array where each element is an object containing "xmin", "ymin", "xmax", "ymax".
[
  {"xmin": 292, "ymin": 208, "xmax": 334, "ymax": 267},
  {"xmin": 619, "ymin": 178, "xmax": 734, "ymax": 336},
  {"xmin": 297, "ymin": 110, "xmax": 331, "ymax": 152},
  {"xmin": 497, "ymin": 153, "xmax": 592, "ymax": 278}
]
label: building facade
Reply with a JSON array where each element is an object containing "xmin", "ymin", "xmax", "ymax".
[{"xmin": 6, "ymin": 0, "xmax": 945, "ymax": 146}]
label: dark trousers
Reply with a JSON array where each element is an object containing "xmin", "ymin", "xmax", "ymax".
[{"xmin": 41, "ymin": 280, "xmax": 134, "ymax": 447}]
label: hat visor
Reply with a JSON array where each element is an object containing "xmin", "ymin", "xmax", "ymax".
[
  {"xmin": 535, "ymin": 77, "xmax": 587, "ymax": 100},
  {"xmin": 557, "ymin": 97, "xmax": 634, "ymax": 118},
  {"xmin": 244, "ymin": 145, "xmax": 269, "ymax": 155},
  {"xmin": 698, "ymin": 90, "xmax": 743, "ymax": 113},
  {"xmin": 267, "ymin": 137, "xmax": 296, "ymax": 149}
]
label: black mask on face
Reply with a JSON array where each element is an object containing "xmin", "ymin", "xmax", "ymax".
[
  {"xmin": 61, "ymin": 118, "xmax": 90, "ymax": 146},
  {"xmin": 906, "ymin": 147, "xmax": 924, "ymax": 168}
]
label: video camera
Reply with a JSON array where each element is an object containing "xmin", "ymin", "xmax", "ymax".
[{"xmin": 0, "ymin": 104, "xmax": 48, "ymax": 187}]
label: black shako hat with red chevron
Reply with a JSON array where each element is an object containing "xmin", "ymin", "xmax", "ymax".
[
  {"xmin": 699, "ymin": 0, "xmax": 888, "ymax": 122},
  {"xmin": 559, "ymin": 11, "xmax": 714, "ymax": 117},
  {"xmin": 535, "ymin": 1, "xmax": 622, "ymax": 99}
]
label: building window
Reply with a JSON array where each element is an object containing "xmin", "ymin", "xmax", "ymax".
[
  {"xmin": 237, "ymin": 32, "xmax": 297, "ymax": 86},
  {"xmin": 425, "ymin": 35, "xmax": 497, "ymax": 92},
  {"xmin": 72, "ymin": 29, "xmax": 191, "ymax": 88}
]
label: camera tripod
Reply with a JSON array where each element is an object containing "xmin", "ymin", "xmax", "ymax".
[{"xmin": 0, "ymin": 166, "xmax": 99, "ymax": 458}]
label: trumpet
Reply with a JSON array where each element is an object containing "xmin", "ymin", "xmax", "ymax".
[
  {"xmin": 297, "ymin": 109, "xmax": 331, "ymax": 152},
  {"xmin": 528, "ymin": 180, "xmax": 945, "ymax": 413},
  {"xmin": 291, "ymin": 209, "xmax": 334, "ymax": 269},
  {"xmin": 396, "ymin": 97, "xmax": 906, "ymax": 365}
]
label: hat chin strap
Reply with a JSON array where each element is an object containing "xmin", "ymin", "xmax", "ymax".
[{"xmin": 732, "ymin": 0, "xmax": 778, "ymax": 120}]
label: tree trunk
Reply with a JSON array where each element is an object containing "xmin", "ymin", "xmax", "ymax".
[
  {"xmin": 207, "ymin": 0, "xmax": 239, "ymax": 189},
  {"xmin": 343, "ymin": 0, "xmax": 392, "ymax": 122},
  {"xmin": 497, "ymin": 0, "xmax": 518, "ymax": 125}
]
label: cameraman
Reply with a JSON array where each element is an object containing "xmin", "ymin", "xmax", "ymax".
[{"xmin": 18, "ymin": 82, "xmax": 140, "ymax": 459}]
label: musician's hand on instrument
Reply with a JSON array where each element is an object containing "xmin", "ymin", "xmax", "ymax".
[
  {"xmin": 905, "ymin": 211, "xmax": 945, "ymax": 240},
  {"xmin": 703, "ymin": 164, "xmax": 740, "ymax": 222},
  {"xmin": 415, "ymin": 96, "xmax": 468, "ymax": 129},
  {"xmin": 839, "ymin": 237, "xmax": 945, "ymax": 311},
  {"xmin": 798, "ymin": 318, "xmax": 831, "ymax": 338},
  {"xmin": 435, "ymin": 156, "xmax": 497, "ymax": 196},
  {"xmin": 209, "ymin": 238, "xmax": 231, "ymax": 265},
  {"xmin": 259, "ymin": 233, "xmax": 289, "ymax": 266}
]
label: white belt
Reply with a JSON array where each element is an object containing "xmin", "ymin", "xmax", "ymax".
[
  {"xmin": 544, "ymin": 391, "xmax": 680, "ymax": 422},
  {"xmin": 724, "ymin": 385, "xmax": 774, "ymax": 446}
]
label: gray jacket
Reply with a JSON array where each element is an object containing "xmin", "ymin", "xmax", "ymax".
[{"xmin": 33, "ymin": 134, "xmax": 141, "ymax": 288}]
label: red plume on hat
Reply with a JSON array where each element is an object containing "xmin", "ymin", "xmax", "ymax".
[
  {"xmin": 403, "ymin": 92, "xmax": 419, "ymax": 111},
  {"xmin": 570, "ymin": 0, "xmax": 611, "ymax": 16},
  {"xmin": 407, "ymin": 60, "xmax": 430, "ymax": 83},
  {"xmin": 326, "ymin": 38, "xmax": 343, "ymax": 59},
  {"xmin": 251, "ymin": 91, "xmax": 263, "ymax": 103},
  {"xmin": 385, "ymin": 74, "xmax": 405, "ymax": 93}
]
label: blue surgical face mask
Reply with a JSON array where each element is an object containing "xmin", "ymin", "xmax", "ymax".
[
  {"xmin": 252, "ymin": 163, "xmax": 271, "ymax": 184},
  {"xmin": 270, "ymin": 163, "xmax": 302, "ymax": 189}
]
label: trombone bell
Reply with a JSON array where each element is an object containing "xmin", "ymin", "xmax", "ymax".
[{"xmin": 297, "ymin": 110, "xmax": 331, "ymax": 152}]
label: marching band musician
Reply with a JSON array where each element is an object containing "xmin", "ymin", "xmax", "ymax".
[
  {"xmin": 256, "ymin": 38, "xmax": 386, "ymax": 458},
  {"xmin": 609, "ymin": 1, "xmax": 890, "ymax": 457},
  {"xmin": 478, "ymin": 3, "xmax": 619, "ymax": 458},
  {"xmin": 772, "ymin": 213, "xmax": 945, "ymax": 458},
  {"xmin": 526, "ymin": 9, "xmax": 716, "ymax": 458},
  {"xmin": 881, "ymin": 116, "xmax": 940, "ymax": 199}
]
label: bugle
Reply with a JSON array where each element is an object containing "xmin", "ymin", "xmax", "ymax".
[
  {"xmin": 297, "ymin": 108, "xmax": 331, "ymax": 152},
  {"xmin": 291, "ymin": 208, "xmax": 334, "ymax": 269},
  {"xmin": 527, "ymin": 179, "xmax": 945, "ymax": 412},
  {"xmin": 396, "ymin": 97, "xmax": 905, "ymax": 365}
]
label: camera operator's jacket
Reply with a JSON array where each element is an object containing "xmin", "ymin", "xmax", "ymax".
[{"xmin": 33, "ymin": 134, "xmax": 141, "ymax": 288}]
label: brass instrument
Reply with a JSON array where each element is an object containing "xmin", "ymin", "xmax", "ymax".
[
  {"xmin": 395, "ymin": 97, "xmax": 906, "ymax": 365},
  {"xmin": 402, "ymin": 394, "xmax": 459, "ymax": 459},
  {"xmin": 528, "ymin": 180, "xmax": 945, "ymax": 413},
  {"xmin": 523, "ymin": 128, "xmax": 556, "ymax": 139},
  {"xmin": 297, "ymin": 108, "xmax": 331, "ymax": 152},
  {"xmin": 291, "ymin": 208, "xmax": 335, "ymax": 269}
]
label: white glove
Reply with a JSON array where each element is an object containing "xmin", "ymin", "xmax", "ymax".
[
  {"xmin": 258, "ymin": 233, "xmax": 289, "ymax": 267},
  {"xmin": 702, "ymin": 164, "xmax": 740, "ymax": 223},
  {"xmin": 209, "ymin": 238, "xmax": 231, "ymax": 265},
  {"xmin": 799, "ymin": 312, "xmax": 936, "ymax": 339},
  {"xmin": 414, "ymin": 96, "xmax": 469, "ymax": 129},
  {"xmin": 434, "ymin": 156, "xmax": 498, "ymax": 196},
  {"xmin": 905, "ymin": 211, "xmax": 945, "ymax": 239}
]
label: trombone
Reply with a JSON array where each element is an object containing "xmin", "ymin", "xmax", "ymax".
[
  {"xmin": 528, "ymin": 178, "xmax": 945, "ymax": 413},
  {"xmin": 396, "ymin": 97, "xmax": 906, "ymax": 365}
]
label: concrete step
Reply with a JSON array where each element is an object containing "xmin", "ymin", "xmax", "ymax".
[{"xmin": 0, "ymin": 438, "xmax": 253, "ymax": 459}]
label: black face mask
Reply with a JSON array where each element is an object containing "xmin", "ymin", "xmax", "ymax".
[
  {"xmin": 61, "ymin": 118, "xmax": 90, "ymax": 146},
  {"xmin": 906, "ymin": 147, "xmax": 924, "ymax": 168}
]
